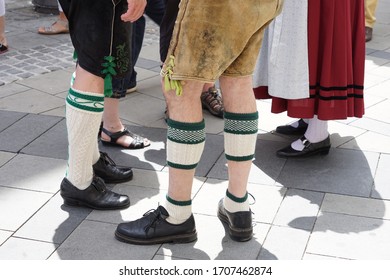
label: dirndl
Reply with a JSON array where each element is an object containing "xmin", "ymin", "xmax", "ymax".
[{"xmin": 253, "ymin": 0, "xmax": 365, "ymax": 120}]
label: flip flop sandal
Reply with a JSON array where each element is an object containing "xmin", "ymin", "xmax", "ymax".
[
  {"xmin": 38, "ymin": 19, "xmax": 69, "ymax": 35},
  {"xmin": 100, "ymin": 127, "xmax": 150, "ymax": 149}
]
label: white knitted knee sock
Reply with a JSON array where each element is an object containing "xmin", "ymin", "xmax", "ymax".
[{"xmin": 65, "ymin": 88, "xmax": 104, "ymax": 190}]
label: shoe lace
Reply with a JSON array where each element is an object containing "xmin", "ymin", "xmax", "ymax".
[
  {"xmin": 143, "ymin": 207, "xmax": 167, "ymax": 232},
  {"xmin": 91, "ymin": 177, "xmax": 106, "ymax": 193},
  {"xmin": 100, "ymin": 151, "xmax": 117, "ymax": 166}
]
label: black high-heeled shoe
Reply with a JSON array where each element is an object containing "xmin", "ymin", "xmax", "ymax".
[{"xmin": 276, "ymin": 135, "xmax": 331, "ymax": 158}]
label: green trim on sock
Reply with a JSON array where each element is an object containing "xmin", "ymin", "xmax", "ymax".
[
  {"xmin": 224, "ymin": 111, "xmax": 258, "ymax": 121},
  {"xmin": 167, "ymin": 118, "xmax": 205, "ymax": 131},
  {"xmin": 167, "ymin": 119, "xmax": 206, "ymax": 144},
  {"xmin": 225, "ymin": 154, "xmax": 254, "ymax": 162},
  {"xmin": 226, "ymin": 190, "xmax": 248, "ymax": 203},
  {"xmin": 166, "ymin": 195, "xmax": 192, "ymax": 206},
  {"xmin": 69, "ymin": 88, "xmax": 104, "ymax": 102},
  {"xmin": 167, "ymin": 161, "xmax": 198, "ymax": 170},
  {"xmin": 66, "ymin": 88, "xmax": 104, "ymax": 113},
  {"xmin": 224, "ymin": 111, "xmax": 259, "ymax": 135}
]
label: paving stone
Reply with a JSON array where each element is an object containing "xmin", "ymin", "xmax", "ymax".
[
  {"xmin": 21, "ymin": 119, "xmax": 68, "ymax": 159},
  {"xmin": 0, "ymin": 110, "xmax": 26, "ymax": 132},
  {"xmin": 273, "ymin": 189, "xmax": 324, "ymax": 230},
  {"xmin": 373, "ymin": 153, "xmax": 390, "ymax": 200},
  {"xmin": 321, "ymin": 193, "xmax": 389, "ymax": 220},
  {"xmin": 50, "ymin": 220, "xmax": 160, "ymax": 260},
  {"xmin": 0, "ymin": 230, "xmax": 12, "ymax": 246},
  {"xmin": 257, "ymin": 226, "xmax": 311, "ymax": 260},
  {"xmin": 0, "ymin": 186, "xmax": 52, "ymax": 231},
  {"xmin": 277, "ymin": 148, "xmax": 378, "ymax": 197},
  {"xmin": 14, "ymin": 193, "xmax": 91, "ymax": 244},
  {"xmin": 0, "ymin": 154, "xmax": 67, "ymax": 193},
  {"xmin": 0, "ymin": 113, "xmax": 62, "ymax": 152},
  {"xmin": 0, "ymin": 151, "xmax": 16, "ymax": 168},
  {"xmin": 306, "ymin": 212, "xmax": 390, "ymax": 259},
  {"xmin": 0, "ymin": 237, "xmax": 57, "ymax": 260}
]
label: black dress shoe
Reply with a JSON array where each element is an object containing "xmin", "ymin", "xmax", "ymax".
[
  {"xmin": 115, "ymin": 206, "xmax": 197, "ymax": 245},
  {"xmin": 93, "ymin": 152, "xmax": 133, "ymax": 184},
  {"xmin": 276, "ymin": 135, "xmax": 331, "ymax": 158},
  {"xmin": 217, "ymin": 199, "xmax": 253, "ymax": 242},
  {"xmin": 275, "ymin": 119, "xmax": 308, "ymax": 135},
  {"xmin": 60, "ymin": 177, "xmax": 130, "ymax": 210}
]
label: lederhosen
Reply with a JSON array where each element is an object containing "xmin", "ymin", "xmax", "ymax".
[{"xmin": 59, "ymin": 0, "xmax": 132, "ymax": 97}]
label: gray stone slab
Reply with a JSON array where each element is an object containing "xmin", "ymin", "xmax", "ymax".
[
  {"xmin": 277, "ymin": 148, "xmax": 378, "ymax": 197},
  {"xmin": 50, "ymin": 220, "xmax": 160, "ymax": 260},
  {"xmin": 208, "ymin": 139, "xmax": 286, "ymax": 186},
  {"xmin": 0, "ymin": 151, "xmax": 15, "ymax": 168},
  {"xmin": 0, "ymin": 113, "xmax": 62, "ymax": 153},
  {"xmin": 349, "ymin": 117, "xmax": 390, "ymax": 137},
  {"xmin": 119, "ymin": 94, "xmax": 168, "ymax": 127},
  {"xmin": 16, "ymin": 69, "xmax": 73, "ymax": 95},
  {"xmin": 340, "ymin": 131, "xmax": 390, "ymax": 154},
  {"xmin": 321, "ymin": 193, "xmax": 389, "ymax": 220},
  {"xmin": 0, "ymin": 110, "xmax": 26, "ymax": 132},
  {"xmin": 158, "ymin": 215, "xmax": 269, "ymax": 260},
  {"xmin": 0, "ymin": 237, "xmax": 57, "ymax": 260},
  {"xmin": 307, "ymin": 212, "xmax": 390, "ymax": 259},
  {"xmin": 0, "ymin": 186, "xmax": 52, "ymax": 231},
  {"xmin": 0, "ymin": 83, "xmax": 30, "ymax": 98},
  {"xmin": 14, "ymin": 193, "xmax": 91, "ymax": 244},
  {"xmin": 0, "ymin": 89, "xmax": 65, "ymax": 114},
  {"xmin": 365, "ymin": 99, "xmax": 390, "ymax": 124},
  {"xmin": 273, "ymin": 189, "xmax": 324, "ymax": 231},
  {"xmin": 373, "ymin": 154, "xmax": 390, "ymax": 200},
  {"xmin": 257, "ymin": 226, "xmax": 311, "ymax": 260},
  {"xmin": 21, "ymin": 119, "xmax": 68, "ymax": 159},
  {"xmin": 0, "ymin": 230, "xmax": 12, "ymax": 245},
  {"xmin": 0, "ymin": 154, "xmax": 67, "ymax": 193}
]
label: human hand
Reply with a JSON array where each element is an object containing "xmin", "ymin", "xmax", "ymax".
[{"xmin": 121, "ymin": 0, "xmax": 147, "ymax": 22}]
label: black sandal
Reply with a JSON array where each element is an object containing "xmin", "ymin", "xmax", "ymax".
[{"xmin": 100, "ymin": 126, "xmax": 150, "ymax": 149}]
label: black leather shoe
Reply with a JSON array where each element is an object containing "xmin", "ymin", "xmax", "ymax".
[
  {"xmin": 276, "ymin": 119, "xmax": 308, "ymax": 135},
  {"xmin": 217, "ymin": 199, "xmax": 253, "ymax": 242},
  {"xmin": 93, "ymin": 152, "xmax": 133, "ymax": 184},
  {"xmin": 115, "ymin": 206, "xmax": 197, "ymax": 245},
  {"xmin": 276, "ymin": 135, "xmax": 331, "ymax": 158},
  {"xmin": 60, "ymin": 177, "xmax": 130, "ymax": 210}
]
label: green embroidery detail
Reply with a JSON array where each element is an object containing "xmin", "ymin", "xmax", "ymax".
[
  {"xmin": 115, "ymin": 43, "xmax": 129, "ymax": 74},
  {"xmin": 101, "ymin": 56, "xmax": 117, "ymax": 98},
  {"xmin": 163, "ymin": 55, "xmax": 183, "ymax": 96}
]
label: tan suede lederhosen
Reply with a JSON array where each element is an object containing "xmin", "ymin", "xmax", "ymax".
[{"xmin": 162, "ymin": 0, "xmax": 283, "ymax": 92}]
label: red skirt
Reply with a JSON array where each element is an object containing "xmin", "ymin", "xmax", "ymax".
[{"xmin": 253, "ymin": 0, "xmax": 365, "ymax": 120}]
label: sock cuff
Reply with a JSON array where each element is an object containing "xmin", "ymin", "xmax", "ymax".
[
  {"xmin": 226, "ymin": 190, "xmax": 248, "ymax": 203},
  {"xmin": 167, "ymin": 118, "xmax": 206, "ymax": 144},
  {"xmin": 66, "ymin": 88, "xmax": 104, "ymax": 113},
  {"xmin": 224, "ymin": 111, "xmax": 258, "ymax": 162},
  {"xmin": 166, "ymin": 195, "xmax": 192, "ymax": 206},
  {"xmin": 166, "ymin": 119, "xmax": 206, "ymax": 170}
]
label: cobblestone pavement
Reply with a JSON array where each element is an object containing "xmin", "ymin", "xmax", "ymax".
[{"xmin": 0, "ymin": 1, "xmax": 160, "ymax": 86}]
